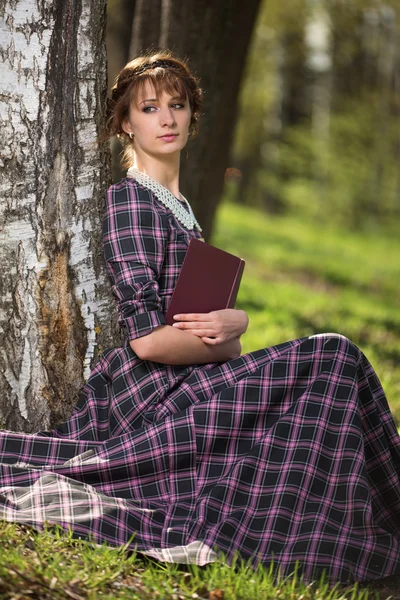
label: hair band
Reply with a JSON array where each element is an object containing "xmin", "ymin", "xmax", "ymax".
[{"xmin": 134, "ymin": 60, "xmax": 178, "ymax": 76}]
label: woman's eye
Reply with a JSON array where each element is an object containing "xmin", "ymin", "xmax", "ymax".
[{"xmin": 142, "ymin": 103, "xmax": 185, "ymax": 113}]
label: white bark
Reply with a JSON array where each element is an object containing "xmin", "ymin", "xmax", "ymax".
[
  {"xmin": 0, "ymin": 0, "xmax": 117, "ymax": 432},
  {"xmin": 305, "ymin": 5, "xmax": 332, "ymax": 143}
]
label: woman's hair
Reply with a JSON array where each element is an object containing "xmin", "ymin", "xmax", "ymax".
[{"xmin": 107, "ymin": 50, "xmax": 203, "ymax": 168}]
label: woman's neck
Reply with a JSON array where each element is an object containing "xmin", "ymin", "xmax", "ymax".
[{"xmin": 131, "ymin": 158, "xmax": 180, "ymax": 198}]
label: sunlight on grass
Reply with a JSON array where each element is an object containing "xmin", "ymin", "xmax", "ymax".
[
  {"xmin": 0, "ymin": 522, "xmax": 381, "ymax": 599},
  {"xmin": 212, "ymin": 202, "xmax": 400, "ymax": 422}
]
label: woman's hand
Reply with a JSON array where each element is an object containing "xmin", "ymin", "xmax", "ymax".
[{"xmin": 172, "ymin": 309, "xmax": 249, "ymax": 345}]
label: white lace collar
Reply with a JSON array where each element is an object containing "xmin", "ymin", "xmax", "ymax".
[{"xmin": 127, "ymin": 167, "xmax": 202, "ymax": 232}]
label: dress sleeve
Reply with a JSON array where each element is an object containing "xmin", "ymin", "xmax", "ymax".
[{"xmin": 102, "ymin": 180, "xmax": 169, "ymax": 341}]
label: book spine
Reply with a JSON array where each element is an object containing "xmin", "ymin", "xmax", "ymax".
[{"xmin": 226, "ymin": 260, "xmax": 245, "ymax": 309}]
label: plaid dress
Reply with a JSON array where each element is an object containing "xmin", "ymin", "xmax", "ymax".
[{"xmin": 1, "ymin": 177, "xmax": 399, "ymax": 583}]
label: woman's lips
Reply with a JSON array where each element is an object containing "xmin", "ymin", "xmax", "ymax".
[{"xmin": 159, "ymin": 134, "xmax": 178, "ymax": 142}]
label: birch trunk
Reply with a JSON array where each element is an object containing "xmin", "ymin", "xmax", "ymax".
[{"xmin": 0, "ymin": 0, "xmax": 117, "ymax": 432}]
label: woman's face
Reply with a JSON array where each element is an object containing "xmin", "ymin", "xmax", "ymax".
[{"xmin": 123, "ymin": 80, "xmax": 192, "ymax": 160}]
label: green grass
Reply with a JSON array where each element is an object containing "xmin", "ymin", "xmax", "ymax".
[
  {"xmin": 0, "ymin": 522, "xmax": 385, "ymax": 599},
  {"xmin": 1, "ymin": 203, "xmax": 399, "ymax": 599},
  {"xmin": 212, "ymin": 202, "xmax": 400, "ymax": 423}
]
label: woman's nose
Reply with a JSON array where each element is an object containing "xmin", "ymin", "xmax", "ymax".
[{"xmin": 159, "ymin": 107, "xmax": 175, "ymax": 127}]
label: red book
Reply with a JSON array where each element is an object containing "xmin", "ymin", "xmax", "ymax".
[{"xmin": 165, "ymin": 238, "xmax": 245, "ymax": 325}]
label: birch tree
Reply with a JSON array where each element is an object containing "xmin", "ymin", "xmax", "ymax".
[{"xmin": 0, "ymin": 0, "xmax": 117, "ymax": 432}]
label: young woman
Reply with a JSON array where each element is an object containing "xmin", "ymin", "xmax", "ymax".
[{"xmin": 0, "ymin": 51, "xmax": 399, "ymax": 584}]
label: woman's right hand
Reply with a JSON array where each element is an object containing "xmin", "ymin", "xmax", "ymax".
[{"xmin": 171, "ymin": 309, "xmax": 249, "ymax": 345}]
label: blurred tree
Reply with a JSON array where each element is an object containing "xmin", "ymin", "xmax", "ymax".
[
  {"xmin": 130, "ymin": 0, "xmax": 161, "ymax": 56},
  {"xmin": 107, "ymin": 0, "xmax": 137, "ymax": 182},
  {"xmin": 231, "ymin": 0, "xmax": 310, "ymax": 212},
  {"xmin": 230, "ymin": 0, "xmax": 400, "ymax": 231},
  {"xmin": 327, "ymin": 1, "xmax": 400, "ymax": 226},
  {"xmin": 108, "ymin": 0, "xmax": 262, "ymax": 240},
  {"xmin": 107, "ymin": 0, "xmax": 137, "ymax": 89},
  {"xmin": 0, "ymin": 0, "xmax": 116, "ymax": 432}
]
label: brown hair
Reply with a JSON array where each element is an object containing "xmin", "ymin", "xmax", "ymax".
[{"xmin": 107, "ymin": 50, "xmax": 203, "ymax": 168}]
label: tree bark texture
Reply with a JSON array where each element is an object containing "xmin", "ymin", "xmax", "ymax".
[
  {"xmin": 0, "ymin": 0, "xmax": 117, "ymax": 432},
  {"xmin": 128, "ymin": 0, "xmax": 262, "ymax": 240}
]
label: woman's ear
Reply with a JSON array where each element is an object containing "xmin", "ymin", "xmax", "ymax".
[
  {"xmin": 120, "ymin": 124, "xmax": 134, "ymax": 141},
  {"xmin": 121, "ymin": 119, "xmax": 133, "ymax": 137}
]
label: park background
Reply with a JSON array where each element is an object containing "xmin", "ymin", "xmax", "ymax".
[{"xmin": 1, "ymin": 1, "xmax": 400, "ymax": 598}]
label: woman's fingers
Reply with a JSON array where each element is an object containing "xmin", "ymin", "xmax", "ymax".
[
  {"xmin": 180, "ymin": 328, "xmax": 218, "ymax": 338},
  {"xmin": 201, "ymin": 336, "xmax": 223, "ymax": 345},
  {"xmin": 171, "ymin": 317, "xmax": 227, "ymax": 344},
  {"xmin": 172, "ymin": 314, "xmax": 221, "ymax": 334},
  {"xmin": 172, "ymin": 310, "xmax": 248, "ymax": 340},
  {"xmin": 173, "ymin": 313, "xmax": 213, "ymax": 323},
  {"xmin": 172, "ymin": 321, "xmax": 207, "ymax": 330}
]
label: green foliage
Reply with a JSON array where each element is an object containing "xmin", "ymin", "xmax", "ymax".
[
  {"xmin": 212, "ymin": 201, "xmax": 400, "ymax": 423},
  {"xmin": 232, "ymin": 0, "xmax": 400, "ymax": 231},
  {"xmin": 275, "ymin": 101, "xmax": 400, "ymax": 228}
]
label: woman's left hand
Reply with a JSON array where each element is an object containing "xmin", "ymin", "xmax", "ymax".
[{"xmin": 172, "ymin": 309, "xmax": 249, "ymax": 345}]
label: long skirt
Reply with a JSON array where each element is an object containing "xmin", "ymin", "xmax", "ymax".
[{"xmin": 0, "ymin": 333, "xmax": 399, "ymax": 584}]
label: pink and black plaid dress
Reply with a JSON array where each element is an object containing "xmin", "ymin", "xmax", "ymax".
[{"xmin": 1, "ymin": 177, "xmax": 399, "ymax": 583}]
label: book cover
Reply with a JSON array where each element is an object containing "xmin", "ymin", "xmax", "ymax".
[{"xmin": 165, "ymin": 238, "xmax": 245, "ymax": 326}]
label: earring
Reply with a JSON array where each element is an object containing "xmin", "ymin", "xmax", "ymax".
[{"xmin": 129, "ymin": 133, "xmax": 134, "ymax": 140}]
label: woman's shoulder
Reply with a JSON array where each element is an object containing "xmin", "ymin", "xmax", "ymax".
[
  {"xmin": 107, "ymin": 177, "xmax": 167, "ymax": 211},
  {"xmin": 106, "ymin": 178, "xmax": 171, "ymax": 233},
  {"xmin": 108, "ymin": 176, "xmax": 151, "ymax": 199}
]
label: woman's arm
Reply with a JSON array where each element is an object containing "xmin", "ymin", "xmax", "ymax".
[
  {"xmin": 130, "ymin": 325, "xmax": 241, "ymax": 365},
  {"xmin": 104, "ymin": 182, "xmax": 242, "ymax": 366}
]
